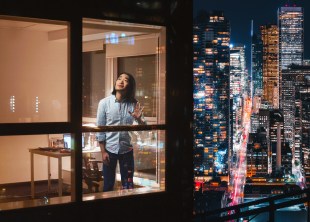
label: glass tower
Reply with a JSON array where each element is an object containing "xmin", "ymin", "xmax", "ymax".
[
  {"xmin": 230, "ymin": 44, "xmax": 246, "ymax": 147},
  {"xmin": 278, "ymin": 5, "xmax": 304, "ymax": 145},
  {"xmin": 278, "ymin": 6, "xmax": 304, "ymax": 70},
  {"xmin": 193, "ymin": 11, "xmax": 230, "ymax": 176},
  {"xmin": 261, "ymin": 24, "xmax": 279, "ymax": 109},
  {"xmin": 251, "ymin": 33, "xmax": 263, "ymax": 133},
  {"xmin": 282, "ymin": 65, "xmax": 310, "ymax": 168}
]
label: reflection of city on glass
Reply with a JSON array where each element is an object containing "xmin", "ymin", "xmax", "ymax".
[
  {"xmin": 118, "ymin": 55, "xmax": 156, "ymax": 118},
  {"xmin": 82, "ymin": 18, "xmax": 166, "ymax": 199},
  {"xmin": 81, "ymin": 130, "xmax": 165, "ymax": 194}
]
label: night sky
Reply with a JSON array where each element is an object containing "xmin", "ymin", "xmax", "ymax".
[{"xmin": 194, "ymin": 0, "xmax": 310, "ymax": 70}]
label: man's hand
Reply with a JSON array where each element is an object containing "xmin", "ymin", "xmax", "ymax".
[
  {"xmin": 128, "ymin": 102, "xmax": 144, "ymax": 121},
  {"xmin": 99, "ymin": 142, "xmax": 109, "ymax": 165},
  {"xmin": 102, "ymin": 151, "xmax": 110, "ymax": 165}
]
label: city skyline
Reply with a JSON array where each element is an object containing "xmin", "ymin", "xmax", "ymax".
[
  {"xmin": 194, "ymin": 0, "xmax": 310, "ymax": 69},
  {"xmin": 193, "ymin": 3, "xmax": 310, "ymax": 218}
]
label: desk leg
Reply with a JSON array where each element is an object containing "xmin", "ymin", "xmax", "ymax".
[
  {"xmin": 48, "ymin": 157, "xmax": 51, "ymax": 193},
  {"xmin": 58, "ymin": 157, "xmax": 62, "ymax": 196},
  {"xmin": 31, "ymin": 152, "xmax": 34, "ymax": 198}
]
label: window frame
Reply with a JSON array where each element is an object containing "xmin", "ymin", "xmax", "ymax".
[{"xmin": 0, "ymin": 14, "xmax": 167, "ymax": 206}]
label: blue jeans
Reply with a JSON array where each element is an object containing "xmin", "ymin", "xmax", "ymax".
[{"xmin": 103, "ymin": 150, "xmax": 134, "ymax": 192}]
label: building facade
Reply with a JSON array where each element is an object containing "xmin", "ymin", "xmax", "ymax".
[
  {"xmin": 278, "ymin": 5, "xmax": 304, "ymax": 145},
  {"xmin": 0, "ymin": 1, "xmax": 194, "ymax": 222},
  {"xmin": 230, "ymin": 44, "xmax": 246, "ymax": 147},
  {"xmin": 260, "ymin": 24, "xmax": 279, "ymax": 109},
  {"xmin": 193, "ymin": 11, "xmax": 230, "ymax": 176},
  {"xmin": 278, "ymin": 6, "xmax": 304, "ymax": 70}
]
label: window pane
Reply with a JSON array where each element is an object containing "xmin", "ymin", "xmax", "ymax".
[
  {"xmin": 82, "ymin": 18, "xmax": 166, "ymax": 126},
  {"xmin": 82, "ymin": 18, "xmax": 166, "ymax": 200},
  {"xmin": 0, "ymin": 134, "xmax": 73, "ymax": 210},
  {"xmin": 83, "ymin": 50, "xmax": 106, "ymax": 118},
  {"xmin": 82, "ymin": 130, "xmax": 165, "ymax": 200},
  {"xmin": 118, "ymin": 55, "xmax": 156, "ymax": 118},
  {"xmin": 0, "ymin": 16, "xmax": 69, "ymax": 123}
]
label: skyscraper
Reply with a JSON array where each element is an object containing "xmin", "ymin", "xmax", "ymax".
[
  {"xmin": 193, "ymin": 11, "xmax": 230, "ymax": 176},
  {"xmin": 282, "ymin": 65, "xmax": 310, "ymax": 171},
  {"xmin": 278, "ymin": 5, "xmax": 304, "ymax": 144},
  {"xmin": 230, "ymin": 44, "xmax": 246, "ymax": 146},
  {"xmin": 251, "ymin": 32, "xmax": 263, "ymax": 133},
  {"xmin": 295, "ymin": 74, "xmax": 310, "ymax": 182},
  {"xmin": 251, "ymin": 33, "xmax": 263, "ymax": 98},
  {"xmin": 278, "ymin": 6, "xmax": 304, "ymax": 70},
  {"xmin": 261, "ymin": 24, "xmax": 279, "ymax": 109}
]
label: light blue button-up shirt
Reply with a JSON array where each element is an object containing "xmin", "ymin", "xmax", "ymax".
[{"xmin": 96, "ymin": 95, "xmax": 140, "ymax": 154}]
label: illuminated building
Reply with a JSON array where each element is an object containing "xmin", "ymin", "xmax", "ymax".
[
  {"xmin": 295, "ymin": 75, "xmax": 310, "ymax": 182},
  {"xmin": 251, "ymin": 33, "xmax": 263, "ymax": 98},
  {"xmin": 193, "ymin": 11, "xmax": 230, "ymax": 176},
  {"xmin": 257, "ymin": 109, "xmax": 291, "ymax": 175},
  {"xmin": 251, "ymin": 32, "xmax": 263, "ymax": 133},
  {"xmin": 246, "ymin": 128, "xmax": 269, "ymax": 177},
  {"xmin": 230, "ymin": 44, "xmax": 246, "ymax": 147},
  {"xmin": 278, "ymin": 5, "xmax": 304, "ymax": 146},
  {"xmin": 282, "ymin": 65, "xmax": 310, "ymax": 177},
  {"xmin": 278, "ymin": 6, "xmax": 304, "ymax": 70},
  {"xmin": 260, "ymin": 24, "xmax": 279, "ymax": 109},
  {"xmin": 0, "ymin": 1, "xmax": 194, "ymax": 221},
  {"xmin": 269, "ymin": 110, "xmax": 292, "ymax": 175}
]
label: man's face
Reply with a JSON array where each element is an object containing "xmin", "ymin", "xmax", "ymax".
[{"xmin": 115, "ymin": 74, "xmax": 130, "ymax": 92}]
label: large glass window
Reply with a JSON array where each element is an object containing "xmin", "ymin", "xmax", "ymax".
[
  {"xmin": 82, "ymin": 18, "xmax": 166, "ymax": 199},
  {"xmin": 0, "ymin": 16, "xmax": 69, "ymax": 123},
  {"xmin": 0, "ymin": 16, "xmax": 72, "ymax": 210},
  {"xmin": 0, "ymin": 15, "xmax": 167, "ymax": 210},
  {"xmin": 118, "ymin": 55, "xmax": 157, "ymax": 118},
  {"xmin": 82, "ymin": 130, "xmax": 165, "ymax": 200}
]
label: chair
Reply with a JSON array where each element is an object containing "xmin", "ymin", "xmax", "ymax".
[{"xmin": 82, "ymin": 155, "xmax": 103, "ymax": 192}]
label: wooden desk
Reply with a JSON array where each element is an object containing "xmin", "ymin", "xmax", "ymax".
[{"xmin": 29, "ymin": 148, "xmax": 71, "ymax": 198}]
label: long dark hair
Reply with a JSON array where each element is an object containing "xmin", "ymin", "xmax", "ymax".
[{"xmin": 112, "ymin": 72, "xmax": 137, "ymax": 102}]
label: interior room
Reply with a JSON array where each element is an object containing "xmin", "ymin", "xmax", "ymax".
[{"xmin": 0, "ymin": 16, "xmax": 166, "ymax": 208}]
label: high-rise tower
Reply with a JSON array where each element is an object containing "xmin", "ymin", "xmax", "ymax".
[
  {"xmin": 251, "ymin": 31, "xmax": 263, "ymax": 133},
  {"xmin": 261, "ymin": 24, "xmax": 279, "ymax": 109},
  {"xmin": 278, "ymin": 6, "xmax": 304, "ymax": 70},
  {"xmin": 251, "ymin": 33, "xmax": 263, "ymax": 98},
  {"xmin": 282, "ymin": 65, "xmax": 310, "ymax": 168},
  {"xmin": 230, "ymin": 44, "xmax": 246, "ymax": 147},
  {"xmin": 193, "ymin": 11, "xmax": 230, "ymax": 176},
  {"xmin": 278, "ymin": 4, "xmax": 304, "ymax": 145}
]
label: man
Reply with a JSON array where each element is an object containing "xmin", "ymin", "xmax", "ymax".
[{"xmin": 96, "ymin": 72, "xmax": 145, "ymax": 191}]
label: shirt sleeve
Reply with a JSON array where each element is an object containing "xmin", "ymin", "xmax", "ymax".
[{"xmin": 96, "ymin": 99, "xmax": 106, "ymax": 142}]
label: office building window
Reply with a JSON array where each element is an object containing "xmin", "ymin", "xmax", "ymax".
[
  {"xmin": 0, "ymin": 15, "xmax": 166, "ymax": 209},
  {"xmin": 0, "ymin": 16, "xmax": 69, "ymax": 123},
  {"xmin": 82, "ymin": 18, "xmax": 166, "ymax": 199},
  {"xmin": 0, "ymin": 16, "xmax": 73, "ymax": 209}
]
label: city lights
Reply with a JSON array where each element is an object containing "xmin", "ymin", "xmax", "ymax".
[{"xmin": 194, "ymin": 2, "xmax": 309, "ymax": 219}]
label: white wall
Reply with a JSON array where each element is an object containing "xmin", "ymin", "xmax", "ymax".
[
  {"xmin": 0, "ymin": 28, "xmax": 68, "ymax": 123},
  {"xmin": 0, "ymin": 27, "xmax": 70, "ymax": 184},
  {"xmin": 0, "ymin": 135, "xmax": 71, "ymax": 184}
]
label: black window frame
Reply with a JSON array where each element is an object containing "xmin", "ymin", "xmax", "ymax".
[{"xmin": 0, "ymin": 1, "xmax": 193, "ymax": 221}]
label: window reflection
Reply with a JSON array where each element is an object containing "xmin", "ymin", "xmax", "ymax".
[
  {"xmin": 82, "ymin": 130, "xmax": 165, "ymax": 198},
  {"xmin": 118, "ymin": 55, "xmax": 157, "ymax": 118},
  {"xmin": 82, "ymin": 18, "xmax": 166, "ymax": 125}
]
